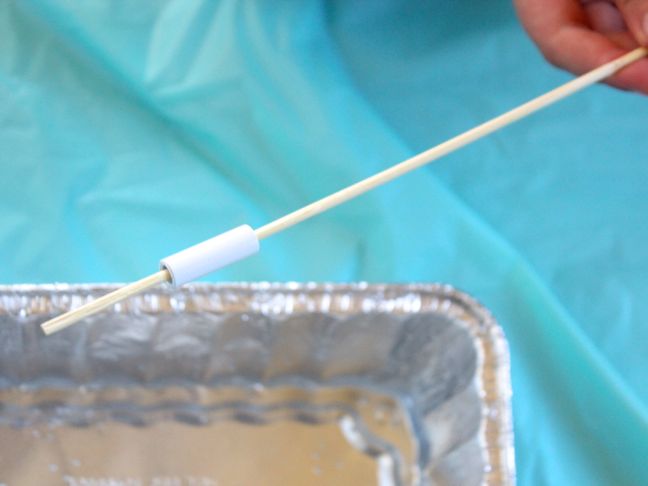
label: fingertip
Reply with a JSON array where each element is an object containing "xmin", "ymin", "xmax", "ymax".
[{"xmin": 546, "ymin": 26, "xmax": 626, "ymax": 74}]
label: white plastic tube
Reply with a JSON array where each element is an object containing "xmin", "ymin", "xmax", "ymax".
[{"xmin": 160, "ymin": 225, "xmax": 259, "ymax": 286}]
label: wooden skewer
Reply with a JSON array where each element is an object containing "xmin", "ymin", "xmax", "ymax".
[
  {"xmin": 40, "ymin": 47, "xmax": 647, "ymax": 336},
  {"xmin": 42, "ymin": 270, "xmax": 170, "ymax": 335},
  {"xmin": 255, "ymin": 47, "xmax": 648, "ymax": 239}
]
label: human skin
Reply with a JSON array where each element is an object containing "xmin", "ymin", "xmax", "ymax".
[{"xmin": 514, "ymin": 0, "xmax": 648, "ymax": 94}]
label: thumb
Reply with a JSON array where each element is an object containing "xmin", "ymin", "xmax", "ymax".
[{"xmin": 614, "ymin": 0, "xmax": 648, "ymax": 44}]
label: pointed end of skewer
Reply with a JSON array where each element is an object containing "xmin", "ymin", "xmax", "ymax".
[
  {"xmin": 41, "ymin": 313, "xmax": 76, "ymax": 335},
  {"xmin": 40, "ymin": 270, "xmax": 171, "ymax": 336}
]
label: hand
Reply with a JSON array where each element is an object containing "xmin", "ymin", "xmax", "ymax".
[{"xmin": 514, "ymin": 0, "xmax": 648, "ymax": 94}]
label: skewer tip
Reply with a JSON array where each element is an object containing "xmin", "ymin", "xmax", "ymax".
[{"xmin": 40, "ymin": 270, "xmax": 170, "ymax": 335}]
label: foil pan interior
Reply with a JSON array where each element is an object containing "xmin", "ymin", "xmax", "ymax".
[{"xmin": 0, "ymin": 283, "xmax": 514, "ymax": 485}]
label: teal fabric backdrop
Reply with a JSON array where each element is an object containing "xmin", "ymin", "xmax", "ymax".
[{"xmin": 1, "ymin": 1, "xmax": 646, "ymax": 484}]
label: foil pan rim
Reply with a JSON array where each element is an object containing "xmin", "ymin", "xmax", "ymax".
[{"xmin": 0, "ymin": 282, "xmax": 515, "ymax": 485}]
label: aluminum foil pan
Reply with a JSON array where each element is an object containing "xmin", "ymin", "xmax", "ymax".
[{"xmin": 0, "ymin": 283, "xmax": 514, "ymax": 485}]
